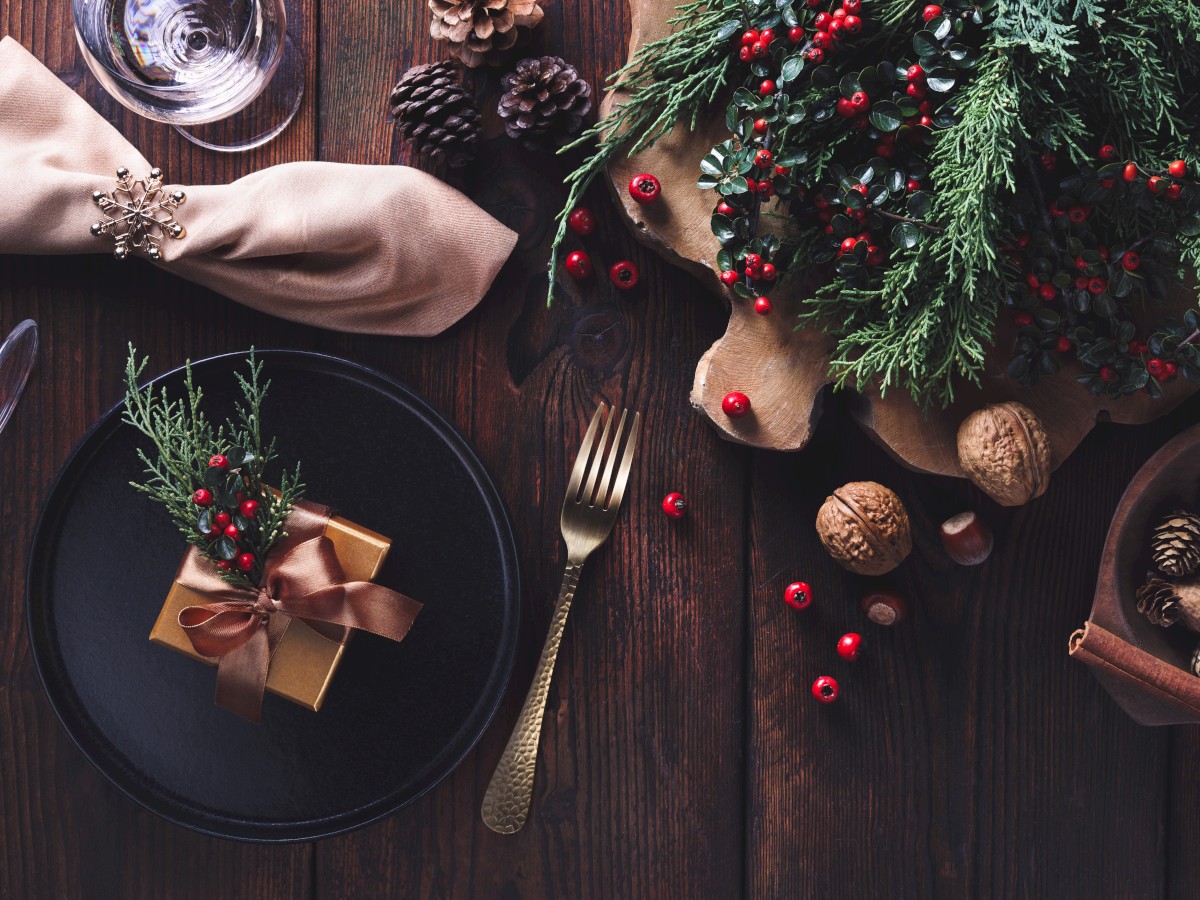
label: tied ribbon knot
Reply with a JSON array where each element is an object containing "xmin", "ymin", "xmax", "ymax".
[{"xmin": 175, "ymin": 500, "xmax": 421, "ymax": 723}]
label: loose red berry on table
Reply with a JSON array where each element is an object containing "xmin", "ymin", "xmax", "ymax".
[
  {"xmin": 224, "ymin": 524, "xmax": 240, "ymax": 539},
  {"xmin": 1056, "ymin": 335, "xmax": 1072, "ymax": 353},
  {"xmin": 567, "ymin": 207, "xmax": 596, "ymax": 236},
  {"xmin": 761, "ymin": 263, "xmax": 777, "ymax": 281},
  {"xmin": 236, "ymin": 553, "xmax": 255, "ymax": 573},
  {"xmin": 922, "ymin": 4, "xmax": 942, "ymax": 21},
  {"xmin": 1122, "ymin": 251, "xmax": 1140, "ymax": 270},
  {"xmin": 1088, "ymin": 277, "xmax": 1107, "ymax": 294},
  {"xmin": 239, "ymin": 499, "xmax": 260, "ymax": 518},
  {"xmin": 788, "ymin": 26, "xmax": 804, "ymax": 43},
  {"xmin": 784, "ymin": 581, "xmax": 812, "ymax": 610},
  {"xmin": 721, "ymin": 391, "xmax": 751, "ymax": 418},
  {"xmin": 661, "ymin": 492, "xmax": 687, "ymax": 519},
  {"xmin": 1098, "ymin": 144, "xmax": 1117, "ymax": 162},
  {"xmin": 1100, "ymin": 366, "xmax": 1119, "ymax": 383},
  {"xmin": 564, "ymin": 251, "xmax": 592, "ymax": 280},
  {"xmin": 1169, "ymin": 159, "xmax": 1187, "ymax": 178},
  {"xmin": 755, "ymin": 149, "xmax": 773, "ymax": 168},
  {"xmin": 192, "ymin": 488, "xmax": 213, "ymax": 507},
  {"xmin": 812, "ymin": 676, "xmax": 839, "ymax": 704},
  {"xmin": 628, "ymin": 173, "xmax": 661, "ymax": 204},
  {"xmin": 837, "ymin": 633, "xmax": 862, "ymax": 662},
  {"xmin": 1038, "ymin": 283, "xmax": 1056, "ymax": 301},
  {"xmin": 754, "ymin": 296, "xmax": 772, "ymax": 315},
  {"xmin": 609, "ymin": 260, "xmax": 640, "ymax": 290},
  {"xmin": 209, "ymin": 454, "xmax": 229, "ymax": 469},
  {"xmin": 1147, "ymin": 358, "xmax": 1166, "ymax": 378},
  {"xmin": 759, "ymin": 79, "xmax": 776, "ymax": 96},
  {"xmin": 1013, "ymin": 311, "xmax": 1033, "ymax": 327},
  {"xmin": 720, "ymin": 270, "xmax": 738, "ymax": 286},
  {"xmin": 1123, "ymin": 163, "xmax": 1138, "ymax": 181}
]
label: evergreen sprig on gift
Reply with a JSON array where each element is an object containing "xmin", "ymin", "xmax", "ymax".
[
  {"xmin": 552, "ymin": 0, "xmax": 1200, "ymax": 408},
  {"xmin": 122, "ymin": 347, "xmax": 304, "ymax": 588}
]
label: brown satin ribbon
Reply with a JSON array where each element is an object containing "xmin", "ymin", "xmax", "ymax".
[{"xmin": 175, "ymin": 500, "xmax": 422, "ymax": 723}]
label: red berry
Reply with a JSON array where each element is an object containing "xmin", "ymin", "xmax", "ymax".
[
  {"xmin": 1088, "ymin": 277, "xmax": 1107, "ymax": 294},
  {"xmin": 906, "ymin": 178, "xmax": 920, "ymax": 192},
  {"xmin": 1025, "ymin": 272, "xmax": 1040, "ymax": 289},
  {"xmin": 813, "ymin": 12, "xmax": 832, "ymax": 28},
  {"xmin": 738, "ymin": 46, "xmax": 753, "ymax": 62},
  {"xmin": 812, "ymin": 676, "xmax": 839, "ymax": 703},
  {"xmin": 214, "ymin": 511, "xmax": 232, "ymax": 528},
  {"xmin": 836, "ymin": 97, "xmax": 855, "ymax": 118},
  {"xmin": 1147, "ymin": 358, "xmax": 1166, "ymax": 378},
  {"xmin": 1040, "ymin": 150, "xmax": 1057, "ymax": 171},
  {"xmin": 1098, "ymin": 144, "xmax": 1117, "ymax": 162},
  {"xmin": 1068, "ymin": 205, "xmax": 1088, "ymax": 223},
  {"xmin": 784, "ymin": 581, "xmax": 812, "ymax": 610},
  {"xmin": 717, "ymin": 201, "xmax": 736, "ymax": 217},
  {"xmin": 720, "ymin": 270, "xmax": 739, "ymax": 286},
  {"xmin": 1165, "ymin": 361, "xmax": 1178, "ymax": 378},
  {"xmin": 788, "ymin": 26, "xmax": 805, "ymax": 42},
  {"xmin": 721, "ymin": 391, "xmax": 751, "ymax": 418},
  {"xmin": 1169, "ymin": 159, "xmax": 1187, "ymax": 178},
  {"xmin": 751, "ymin": 41, "xmax": 768, "ymax": 59},
  {"xmin": 224, "ymin": 523, "xmax": 240, "ymax": 539},
  {"xmin": 774, "ymin": 165, "xmax": 791, "ymax": 176},
  {"xmin": 840, "ymin": 236, "xmax": 858, "ymax": 253},
  {"xmin": 740, "ymin": 29, "xmax": 759, "ymax": 46},
  {"xmin": 1038, "ymin": 283, "xmax": 1056, "ymax": 301},
  {"xmin": 836, "ymin": 633, "xmax": 862, "ymax": 662},
  {"xmin": 755, "ymin": 148, "xmax": 773, "ymax": 168},
  {"xmin": 918, "ymin": 115, "xmax": 933, "ymax": 128},
  {"xmin": 832, "ymin": 7, "xmax": 846, "ymax": 18},
  {"xmin": 906, "ymin": 83, "xmax": 926, "ymax": 100},
  {"xmin": 753, "ymin": 118, "xmax": 769, "ymax": 134},
  {"xmin": 744, "ymin": 177, "xmax": 758, "ymax": 194},
  {"xmin": 1056, "ymin": 335, "xmax": 1072, "ymax": 353},
  {"xmin": 850, "ymin": 91, "xmax": 870, "ymax": 111},
  {"xmin": 852, "ymin": 183, "xmax": 869, "ymax": 196},
  {"xmin": 192, "ymin": 488, "xmax": 213, "ymax": 507},
  {"xmin": 235, "ymin": 553, "xmax": 255, "ymax": 572},
  {"xmin": 1013, "ymin": 311, "xmax": 1033, "ymax": 327},
  {"xmin": 216, "ymin": 560, "xmax": 231, "ymax": 571},
  {"xmin": 1016, "ymin": 232, "xmax": 1030, "ymax": 247},
  {"xmin": 906, "ymin": 64, "xmax": 925, "ymax": 82},
  {"xmin": 812, "ymin": 29, "xmax": 833, "ymax": 49},
  {"xmin": 1149, "ymin": 175, "xmax": 1165, "ymax": 194},
  {"xmin": 1122, "ymin": 251, "xmax": 1140, "ymax": 270},
  {"xmin": 807, "ymin": 48, "xmax": 825, "ymax": 63},
  {"xmin": 759, "ymin": 28, "xmax": 775, "ymax": 43},
  {"xmin": 209, "ymin": 454, "xmax": 229, "ymax": 469},
  {"xmin": 628, "ymin": 173, "xmax": 661, "ymax": 204},
  {"xmin": 567, "ymin": 207, "xmax": 596, "ymax": 236},
  {"xmin": 760, "ymin": 263, "xmax": 777, "ymax": 281},
  {"xmin": 1123, "ymin": 163, "xmax": 1138, "ymax": 182},
  {"xmin": 866, "ymin": 246, "xmax": 884, "ymax": 266},
  {"xmin": 1167, "ymin": 183, "xmax": 1183, "ymax": 201},
  {"xmin": 843, "ymin": 14, "xmax": 861, "ymax": 33},
  {"xmin": 1100, "ymin": 365, "xmax": 1119, "ymax": 383},
  {"xmin": 564, "ymin": 251, "xmax": 593, "ymax": 280},
  {"xmin": 609, "ymin": 260, "xmax": 640, "ymax": 290},
  {"xmin": 744, "ymin": 253, "xmax": 762, "ymax": 269},
  {"xmin": 1101, "ymin": 178, "xmax": 1115, "ymax": 189},
  {"xmin": 661, "ymin": 492, "xmax": 687, "ymax": 518},
  {"xmin": 754, "ymin": 296, "xmax": 772, "ymax": 315},
  {"xmin": 1074, "ymin": 275, "xmax": 1089, "ymax": 289},
  {"xmin": 760, "ymin": 79, "xmax": 776, "ymax": 96},
  {"xmin": 238, "ymin": 499, "xmax": 260, "ymax": 518},
  {"xmin": 922, "ymin": 4, "xmax": 942, "ymax": 20},
  {"xmin": 843, "ymin": 0, "xmax": 861, "ymax": 10}
]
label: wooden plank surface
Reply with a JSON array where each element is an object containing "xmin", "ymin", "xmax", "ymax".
[{"xmin": 1, "ymin": 0, "xmax": 1197, "ymax": 896}]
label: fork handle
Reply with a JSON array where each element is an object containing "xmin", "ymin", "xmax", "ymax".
[{"xmin": 481, "ymin": 561, "xmax": 584, "ymax": 834}]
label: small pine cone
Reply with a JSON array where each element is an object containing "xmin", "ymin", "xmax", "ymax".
[
  {"xmin": 1151, "ymin": 510, "xmax": 1200, "ymax": 578},
  {"xmin": 1137, "ymin": 577, "xmax": 1182, "ymax": 627},
  {"xmin": 429, "ymin": 0, "xmax": 544, "ymax": 68},
  {"xmin": 498, "ymin": 56, "xmax": 592, "ymax": 149},
  {"xmin": 389, "ymin": 60, "xmax": 481, "ymax": 168}
]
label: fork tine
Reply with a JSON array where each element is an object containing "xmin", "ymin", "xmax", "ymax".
[
  {"xmin": 605, "ymin": 411, "xmax": 640, "ymax": 511},
  {"xmin": 594, "ymin": 408, "xmax": 629, "ymax": 509},
  {"xmin": 565, "ymin": 403, "xmax": 607, "ymax": 502},
  {"xmin": 580, "ymin": 401, "xmax": 618, "ymax": 505}
]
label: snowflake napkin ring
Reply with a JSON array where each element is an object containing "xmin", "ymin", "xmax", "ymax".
[{"xmin": 90, "ymin": 167, "xmax": 186, "ymax": 261}]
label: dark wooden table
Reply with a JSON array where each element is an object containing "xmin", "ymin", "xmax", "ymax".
[{"xmin": 3, "ymin": 1, "xmax": 1200, "ymax": 897}]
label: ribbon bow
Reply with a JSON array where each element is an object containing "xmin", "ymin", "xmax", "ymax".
[{"xmin": 175, "ymin": 500, "xmax": 422, "ymax": 723}]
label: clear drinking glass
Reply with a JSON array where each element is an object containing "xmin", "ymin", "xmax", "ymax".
[
  {"xmin": 0, "ymin": 320, "xmax": 38, "ymax": 436},
  {"xmin": 72, "ymin": 0, "xmax": 304, "ymax": 152}
]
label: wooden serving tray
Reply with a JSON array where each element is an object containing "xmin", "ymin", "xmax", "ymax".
[{"xmin": 600, "ymin": 0, "xmax": 1198, "ymax": 476}]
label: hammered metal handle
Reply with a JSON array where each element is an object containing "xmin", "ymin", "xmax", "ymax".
[{"xmin": 481, "ymin": 561, "xmax": 584, "ymax": 834}]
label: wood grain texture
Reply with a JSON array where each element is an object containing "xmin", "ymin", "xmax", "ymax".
[{"xmin": 2, "ymin": 0, "xmax": 1199, "ymax": 897}]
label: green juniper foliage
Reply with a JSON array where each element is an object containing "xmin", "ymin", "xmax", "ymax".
[
  {"xmin": 123, "ymin": 347, "xmax": 304, "ymax": 588},
  {"xmin": 553, "ymin": 0, "xmax": 1200, "ymax": 407}
]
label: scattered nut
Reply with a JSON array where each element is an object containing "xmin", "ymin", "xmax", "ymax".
[
  {"xmin": 940, "ymin": 511, "xmax": 993, "ymax": 566},
  {"xmin": 861, "ymin": 589, "xmax": 908, "ymax": 626},
  {"xmin": 956, "ymin": 401, "xmax": 1051, "ymax": 506},
  {"xmin": 815, "ymin": 481, "xmax": 912, "ymax": 575}
]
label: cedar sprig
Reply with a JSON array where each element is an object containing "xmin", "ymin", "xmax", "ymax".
[{"xmin": 122, "ymin": 346, "xmax": 304, "ymax": 588}]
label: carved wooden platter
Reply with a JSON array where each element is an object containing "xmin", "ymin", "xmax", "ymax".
[{"xmin": 601, "ymin": 0, "xmax": 1198, "ymax": 477}]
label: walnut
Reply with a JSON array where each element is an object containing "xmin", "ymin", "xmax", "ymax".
[
  {"xmin": 956, "ymin": 402, "xmax": 1051, "ymax": 507},
  {"xmin": 815, "ymin": 481, "xmax": 912, "ymax": 575}
]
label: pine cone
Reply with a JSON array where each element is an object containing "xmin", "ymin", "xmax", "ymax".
[
  {"xmin": 429, "ymin": 0, "xmax": 544, "ymax": 68},
  {"xmin": 1152, "ymin": 510, "xmax": 1200, "ymax": 577},
  {"xmin": 1137, "ymin": 577, "xmax": 1182, "ymax": 627},
  {"xmin": 498, "ymin": 56, "xmax": 592, "ymax": 149},
  {"xmin": 389, "ymin": 61, "xmax": 481, "ymax": 168}
]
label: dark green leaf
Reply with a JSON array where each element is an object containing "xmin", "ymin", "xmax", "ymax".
[
  {"xmin": 867, "ymin": 183, "xmax": 889, "ymax": 205},
  {"xmin": 906, "ymin": 191, "xmax": 930, "ymax": 218},
  {"xmin": 732, "ymin": 281, "xmax": 752, "ymax": 299},
  {"xmin": 886, "ymin": 169, "xmax": 905, "ymax": 192},
  {"xmin": 1180, "ymin": 214, "xmax": 1200, "ymax": 238},
  {"xmin": 781, "ymin": 55, "xmax": 804, "ymax": 84},
  {"xmin": 844, "ymin": 190, "xmax": 866, "ymax": 210},
  {"xmin": 931, "ymin": 16, "xmax": 952, "ymax": 40},
  {"xmin": 891, "ymin": 221, "xmax": 922, "ymax": 249},
  {"xmin": 854, "ymin": 164, "xmax": 876, "ymax": 185},
  {"xmin": 774, "ymin": 148, "xmax": 808, "ymax": 167},
  {"xmin": 1094, "ymin": 293, "xmax": 1117, "ymax": 317},
  {"xmin": 716, "ymin": 21, "xmax": 740, "ymax": 40},
  {"xmin": 925, "ymin": 72, "xmax": 956, "ymax": 93},
  {"xmin": 197, "ymin": 508, "xmax": 212, "ymax": 534},
  {"xmin": 912, "ymin": 30, "xmax": 940, "ymax": 58},
  {"xmin": 868, "ymin": 101, "xmax": 903, "ymax": 133},
  {"xmin": 839, "ymin": 73, "xmax": 861, "ymax": 98},
  {"xmin": 711, "ymin": 214, "xmax": 736, "ymax": 244},
  {"xmin": 717, "ymin": 248, "xmax": 733, "ymax": 271},
  {"xmin": 216, "ymin": 537, "xmax": 238, "ymax": 561},
  {"xmin": 204, "ymin": 466, "xmax": 227, "ymax": 487},
  {"xmin": 697, "ymin": 175, "xmax": 720, "ymax": 190}
]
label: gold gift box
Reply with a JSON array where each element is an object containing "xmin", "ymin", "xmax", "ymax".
[{"xmin": 149, "ymin": 513, "xmax": 391, "ymax": 711}]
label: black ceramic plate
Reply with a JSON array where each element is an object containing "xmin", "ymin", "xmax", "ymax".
[{"xmin": 27, "ymin": 351, "xmax": 519, "ymax": 842}]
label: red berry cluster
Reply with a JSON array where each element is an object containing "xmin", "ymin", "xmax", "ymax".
[
  {"xmin": 563, "ymin": 198, "xmax": 642, "ymax": 291},
  {"xmin": 191, "ymin": 453, "xmax": 262, "ymax": 575}
]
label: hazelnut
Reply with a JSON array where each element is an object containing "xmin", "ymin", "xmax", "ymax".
[
  {"xmin": 815, "ymin": 481, "xmax": 912, "ymax": 575},
  {"xmin": 861, "ymin": 589, "xmax": 907, "ymax": 626},
  {"xmin": 940, "ymin": 511, "xmax": 993, "ymax": 566},
  {"xmin": 956, "ymin": 402, "xmax": 1051, "ymax": 506}
]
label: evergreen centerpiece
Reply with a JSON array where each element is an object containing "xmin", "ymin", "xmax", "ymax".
[
  {"xmin": 552, "ymin": 0, "xmax": 1200, "ymax": 407},
  {"xmin": 122, "ymin": 347, "xmax": 304, "ymax": 588}
]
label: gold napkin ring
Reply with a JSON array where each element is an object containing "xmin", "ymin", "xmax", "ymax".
[{"xmin": 90, "ymin": 166, "xmax": 186, "ymax": 261}]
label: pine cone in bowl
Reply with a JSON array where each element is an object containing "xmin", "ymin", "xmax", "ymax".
[
  {"xmin": 498, "ymin": 56, "xmax": 592, "ymax": 150},
  {"xmin": 389, "ymin": 60, "xmax": 481, "ymax": 168},
  {"xmin": 429, "ymin": 0, "xmax": 544, "ymax": 68}
]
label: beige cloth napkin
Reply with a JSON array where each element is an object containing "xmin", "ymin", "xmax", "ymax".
[{"xmin": 0, "ymin": 36, "xmax": 517, "ymax": 336}]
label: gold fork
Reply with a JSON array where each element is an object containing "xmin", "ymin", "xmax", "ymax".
[{"xmin": 481, "ymin": 402, "xmax": 640, "ymax": 834}]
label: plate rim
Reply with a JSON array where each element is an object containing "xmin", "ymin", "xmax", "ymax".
[{"xmin": 25, "ymin": 349, "xmax": 521, "ymax": 842}]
